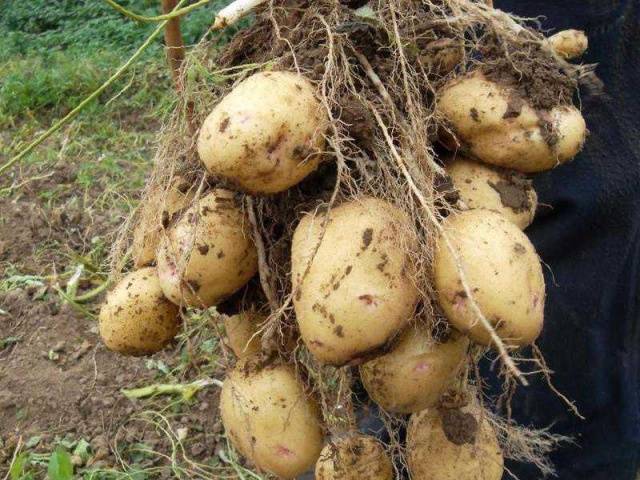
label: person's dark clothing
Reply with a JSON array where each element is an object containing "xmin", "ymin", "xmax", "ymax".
[{"xmin": 495, "ymin": 1, "xmax": 640, "ymax": 478}]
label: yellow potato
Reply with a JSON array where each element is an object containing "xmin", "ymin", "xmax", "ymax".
[
  {"xmin": 407, "ymin": 404, "xmax": 504, "ymax": 480},
  {"xmin": 446, "ymin": 156, "xmax": 537, "ymax": 229},
  {"xmin": 197, "ymin": 71, "xmax": 327, "ymax": 194},
  {"xmin": 437, "ymin": 72, "xmax": 586, "ymax": 172},
  {"xmin": 220, "ymin": 360, "xmax": 324, "ymax": 479},
  {"xmin": 315, "ymin": 434, "xmax": 393, "ymax": 480},
  {"xmin": 360, "ymin": 325, "xmax": 468, "ymax": 414},
  {"xmin": 99, "ymin": 267, "xmax": 180, "ymax": 355},
  {"xmin": 291, "ymin": 197, "xmax": 419, "ymax": 366},
  {"xmin": 434, "ymin": 210, "xmax": 545, "ymax": 347},
  {"xmin": 156, "ymin": 189, "xmax": 258, "ymax": 308},
  {"xmin": 548, "ymin": 29, "xmax": 588, "ymax": 60},
  {"xmin": 224, "ymin": 311, "xmax": 264, "ymax": 358},
  {"xmin": 131, "ymin": 177, "xmax": 194, "ymax": 268}
]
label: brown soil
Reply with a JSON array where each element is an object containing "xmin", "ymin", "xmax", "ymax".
[
  {"xmin": 0, "ymin": 178, "xmax": 223, "ymax": 474},
  {"xmin": 440, "ymin": 408, "xmax": 478, "ymax": 446},
  {"xmin": 481, "ymin": 38, "xmax": 577, "ymax": 110},
  {"xmin": 488, "ymin": 172, "xmax": 534, "ymax": 213}
]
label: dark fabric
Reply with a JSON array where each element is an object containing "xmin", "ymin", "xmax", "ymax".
[{"xmin": 494, "ymin": 1, "xmax": 640, "ymax": 478}]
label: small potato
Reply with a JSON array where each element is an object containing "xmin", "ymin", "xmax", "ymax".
[
  {"xmin": 291, "ymin": 197, "xmax": 419, "ymax": 366},
  {"xmin": 315, "ymin": 434, "xmax": 393, "ymax": 480},
  {"xmin": 437, "ymin": 72, "xmax": 586, "ymax": 172},
  {"xmin": 220, "ymin": 360, "xmax": 324, "ymax": 479},
  {"xmin": 446, "ymin": 156, "xmax": 537, "ymax": 229},
  {"xmin": 197, "ymin": 71, "xmax": 327, "ymax": 194},
  {"xmin": 223, "ymin": 311, "xmax": 264, "ymax": 358},
  {"xmin": 99, "ymin": 267, "xmax": 180, "ymax": 355},
  {"xmin": 548, "ymin": 29, "xmax": 588, "ymax": 60},
  {"xmin": 131, "ymin": 177, "xmax": 194, "ymax": 268},
  {"xmin": 360, "ymin": 325, "xmax": 468, "ymax": 414},
  {"xmin": 434, "ymin": 210, "xmax": 545, "ymax": 347},
  {"xmin": 156, "ymin": 189, "xmax": 258, "ymax": 308},
  {"xmin": 407, "ymin": 404, "xmax": 504, "ymax": 480}
]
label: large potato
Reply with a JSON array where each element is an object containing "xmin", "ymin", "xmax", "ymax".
[
  {"xmin": 407, "ymin": 404, "xmax": 504, "ymax": 480},
  {"xmin": 156, "ymin": 189, "xmax": 258, "ymax": 308},
  {"xmin": 315, "ymin": 434, "xmax": 393, "ymax": 480},
  {"xmin": 220, "ymin": 360, "xmax": 324, "ymax": 479},
  {"xmin": 223, "ymin": 311, "xmax": 264, "ymax": 358},
  {"xmin": 197, "ymin": 71, "xmax": 327, "ymax": 194},
  {"xmin": 131, "ymin": 177, "xmax": 194, "ymax": 268},
  {"xmin": 291, "ymin": 197, "xmax": 419, "ymax": 366},
  {"xmin": 359, "ymin": 325, "xmax": 468, "ymax": 414},
  {"xmin": 99, "ymin": 267, "xmax": 180, "ymax": 355},
  {"xmin": 446, "ymin": 156, "xmax": 537, "ymax": 229},
  {"xmin": 434, "ymin": 210, "xmax": 545, "ymax": 347},
  {"xmin": 437, "ymin": 72, "xmax": 586, "ymax": 172}
]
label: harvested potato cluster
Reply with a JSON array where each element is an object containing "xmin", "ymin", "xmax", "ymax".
[{"xmin": 99, "ymin": 2, "xmax": 591, "ymax": 477}]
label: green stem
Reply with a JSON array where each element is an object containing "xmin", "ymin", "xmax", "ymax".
[
  {"xmin": 73, "ymin": 279, "xmax": 112, "ymax": 303},
  {"xmin": 0, "ymin": 0, "xmax": 189, "ymax": 178},
  {"xmin": 103, "ymin": 0, "xmax": 212, "ymax": 22}
]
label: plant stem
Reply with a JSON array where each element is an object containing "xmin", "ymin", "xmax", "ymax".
[
  {"xmin": 122, "ymin": 378, "xmax": 223, "ymax": 401},
  {"xmin": 104, "ymin": 0, "xmax": 212, "ymax": 22}
]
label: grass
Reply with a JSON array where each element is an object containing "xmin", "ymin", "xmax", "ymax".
[{"xmin": 0, "ymin": 2, "xmax": 245, "ymax": 478}]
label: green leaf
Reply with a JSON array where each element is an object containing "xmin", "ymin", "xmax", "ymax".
[
  {"xmin": 9, "ymin": 451, "xmax": 28, "ymax": 480},
  {"xmin": 73, "ymin": 439, "xmax": 91, "ymax": 462},
  {"xmin": 25, "ymin": 435, "xmax": 41, "ymax": 448},
  {"xmin": 47, "ymin": 447, "xmax": 73, "ymax": 480}
]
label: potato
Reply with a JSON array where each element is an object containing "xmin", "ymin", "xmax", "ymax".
[
  {"xmin": 407, "ymin": 404, "xmax": 504, "ymax": 480},
  {"xmin": 99, "ymin": 267, "xmax": 180, "ymax": 355},
  {"xmin": 548, "ymin": 29, "xmax": 588, "ymax": 60},
  {"xmin": 315, "ymin": 434, "xmax": 393, "ymax": 480},
  {"xmin": 197, "ymin": 71, "xmax": 327, "ymax": 194},
  {"xmin": 131, "ymin": 177, "xmax": 194, "ymax": 268},
  {"xmin": 224, "ymin": 311, "xmax": 264, "ymax": 358},
  {"xmin": 433, "ymin": 210, "xmax": 545, "ymax": 347},
  {"xmin": 220, "ymin": 360, "xmax": 324, "ymax": 479},
  {"xmin": 156, "ymin": 189, "xmax": 258, "ymax": 308},
  {"xmin": 291, "ymin": 197, "xmax": 419, "ymax": 366},
  {"xmin": 360, "ymin": 325, "xmax": 468, "ymax": 414},
  {"xmin": 437, "ymin": 72, "xmax": 586, "ymax": 172},
  {"xmin": 446, "ymin": 156, "xmax": 537, "ymax": 229}
]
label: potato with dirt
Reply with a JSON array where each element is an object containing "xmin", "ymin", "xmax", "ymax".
[
  {"xmin": 437, "ymin": 71, "xmax": 586, "ymax": 172},
  {"xmin": 359, "ymin": 324, "xmax": 468, "ymax": 414},
  {"xmin": 446, "ymin": 156, "xmax": 537, "ymax": 229},
  {"xmin": 197, "ymin": 71, "xmax": 328, "ymax": 194},
  {"xmin": 407, "ymin": 404, "xmax": 504, "ymax": 480},
  {"xmin": 291, "ymin": 197, "xmax": 419, "ymax": 366},
  {"xmin": 223, "ymin": 310, "xmax": 264, "ymax": 358},
  {"xmin": 219, "ymin": 360, "xmax": 324, "ymax": 479},
  {"xmin": 99, "ymin": 267, "xmax": 180, "ymax": 355},
  {"xmin": 156, "ymin": 189, "xmax": 258, "ymax": 308},
  {"xmin": 433, "ymin": 209, "xmax": 545, "ymax": 347},
  {"xmin": 548, "ymin": 29, "xmax": 588, "ymax": 60},
  {"xmin": 315, "ymin": 434, "xmax": 394, "ymax": 480},
  {"xmin": 131, "ymin": 176, "xmax": 195, "ymax": 268}
]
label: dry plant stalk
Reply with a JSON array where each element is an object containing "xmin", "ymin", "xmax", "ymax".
[{"xmin": 110, "ymin": 0, "xmax": 586, "ymax": 474}]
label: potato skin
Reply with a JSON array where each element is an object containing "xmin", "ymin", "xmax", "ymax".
[
  {"xmin": 197, "ymin": 71, "xmax": 327, "ymax": 194},
  {"xmin": 220, "ymin": 361, "xmax": 324, "ymax": 479},
  {"xmin": 447, "ymin": 156, "xmax": 537, "ymax": 229},
  {"xmin": 131, "ymin": 177, "xmax": 194, "ymax": 268},
  {"xmin": 437, "ymin": 72, "xmax": 586, "ymax": 172},
  {"xmin": 156, "ymin": 189, "xmax": 258, "ymax": 308},
  {"xmin": 291, "ymin": 197, "xmax": 419, "ymax": 366},
  {"xmin": 360, "ymin": 326, "xmax": 468, "ymax": 414},
  {"xmin": 407, "ymin": 405, "xmax": 504, "ymax": 480},
  {"xmin": 99, "ymin": 267, "xmax": 180, "ymax": 355},
  {"xmin": 434, "ymin": 210, "xmax": 545, "ymax": 347},
  {"xmin": 224, "ymin": 311, "xmax": 264, "ymax": 358},
  {"xmin": 315, "ymin": 434, "xmax": 393, "ymax": 480}
]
